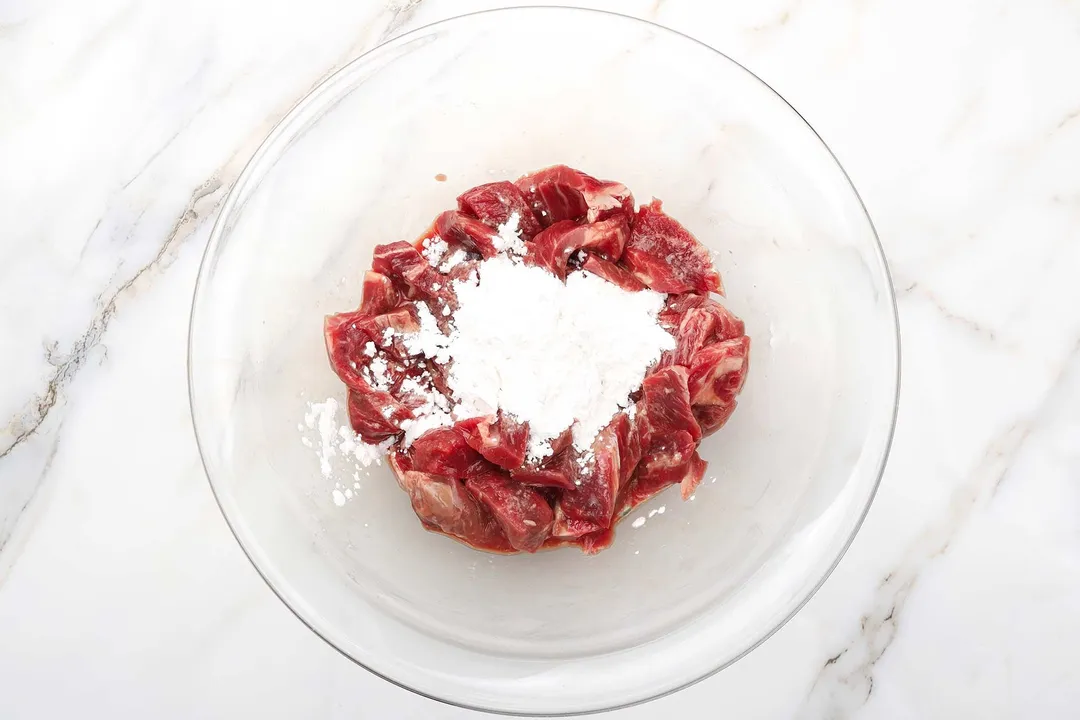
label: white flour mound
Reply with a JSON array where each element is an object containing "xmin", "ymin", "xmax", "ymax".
[{"xmin": 443, "ymin": 256, "xmax": 673, "ymax": 459}]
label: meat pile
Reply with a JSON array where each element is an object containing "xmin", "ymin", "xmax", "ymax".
[{"xmin": 324, "ymin": 165, "xmax": 750, "ymax": 554}]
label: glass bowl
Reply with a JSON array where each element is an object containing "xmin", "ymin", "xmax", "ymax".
[{"xmin": 189, "ymin": 7, "xmax": 899, "ymax": 716}]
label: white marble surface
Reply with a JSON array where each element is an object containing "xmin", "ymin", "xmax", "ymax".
[{"xmin": 2, "ymin": 0, "xmax": 1079, "ymax": 717}]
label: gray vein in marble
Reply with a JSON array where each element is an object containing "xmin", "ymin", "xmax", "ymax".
[
  {"xmin": 901, "ymin": 282, "xmax": 1007, "ymax": 348},
  {"xmin": 121, "ymin": 114, "xmax": 202, "ymax": 191},
  {"xmin": 0, "ymin": 0, "xmax": 436, "ymax": 549},
  {"xmin": 801, "ymin": 338, "xmax": 1080, "ymax": 717},
  {"xmin": 77, "ymin": 218, "xmax": 105, "ymax": 261},
  {"xmin": 0, "ymin": 422, "xmax": 61, "ymax": 571},
  {"xmin": 0, "ymin": 177, "xmax": 224, "ymax": 462},
  {"xmin": 1054, "ymin": 107, "xmax": 1080, "ymax": 132},
  {"xmin": 383, "ymin": 0, "xmax": 425, "ymax": 39}
]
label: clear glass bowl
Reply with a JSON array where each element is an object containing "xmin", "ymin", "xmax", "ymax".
[{"xmin": 189, "ymin": 7, "xmax": 899, "ymax": 716}]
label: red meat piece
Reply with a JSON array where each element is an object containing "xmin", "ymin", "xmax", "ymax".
[
  {"xmin": 639, "ymin": 366, "xmax": 702, "ymax": 446},
  {"xmin": 457, "ymin": 181, "xmax": 543, "ymax": 240},
  {"xmin": 359, "ymin": 306, "xmax": 420, "ymax": 339},
  {"xmin": 372, "ymin": 241, "xmax": 431, "ymax": 291},
  {"xmin": 678, "ymin": 451, "xmax": 708, "ymax": 499},
  {"xmin": 611, "ymin": 409, "xmax": 643, "ymax": 486},
  {"xmin": 687, "ymin": 336, "xmax": 751, "ymax": 406},
  {"xmin": 465, "ymin": 467, "xmax": 554, "ymax": 552},
  {"xmin": 435, "ymin": 210, "xmax": 500, "ymax": 259},
  {"xmin": 325, "ymin": 307, "xmax": 419, "ymax": 390},
  {"xmin": 645, "ymin": 429, "xmax": 697, "ymax": 473},
  {"xmin": 397, "ymin": 468, "xmax": 514, "ymax": 554},
  {"xmin": 456, "ymin": 412, "xmax": 529, "ymax": 471},
  {"xmin": 673, "ymin": 301, "xmax": 745, "ymax": 366},
  {"xmin": 444, "ymin": 258, "xmax": 480, "ymax": 284},
  {"xmin": 547, "ymin": 428, "xmax": 575, "ymax": 456},
  {"xmin": 511, "ymin": 447, "xmax": 578, "ymax": 490},
  {"xmin": 423, "ymin": 360, "xmax": 455, "ymax": 400},
  {"xmin": 579, "ymin": 528, "xmax": 616, "ymax": 555},
  {"xmin": 623, "ymin": 200, "xmax": 723, "ymax": 294},
  {"xmin": 358, "ymin": 271, "xmax": 401, "ymax": 317},
  {"xmin": 324, "ymin": 311, "xmax": 372, "ymax": 389},
  {"xmin": 528, "ymin": 216, "xmax": 630, "ymax": 277},
  {"xmin": 551, "ymin": 501, "xmax": 605, "ymax": 540},
  {"xmin": 372, "ymin": 241, "xmax": 452, "ymax": 303},
  {"xmin": 658, "ymin": 292, "xmax": 708, "ymax": 331},
  {"xmin": 388, "ymin": 450, "xmax": 413, "ymax": 487},
  {"xmin": 693, "ymin": 402, "xmax": 737, "ymax": 437},
  {"xmin": 558, "ymin": 421, "xmax": 622, "ymax": 529},
  {"xmin": 347, "ymin": 388, "xmax": 411, "ymax": 444},
  {"xmin": 516, "ymin": 165, "xmax": 634, "ymax": 225},
  {"xmin": 623, "ymin": 447, "xmax": 707, "ymax": 510},
  {"xmin": 409, "ymin": 426, "xmax": 481, "ymax": 478},
  {"xmin": 580, "ymin": 254, "xmax": 646, "ymax": 292}
]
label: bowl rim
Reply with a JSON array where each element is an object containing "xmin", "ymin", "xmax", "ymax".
[{"xmin": 188, "ymin": 5, "xmax": 901, "ymax": 716}]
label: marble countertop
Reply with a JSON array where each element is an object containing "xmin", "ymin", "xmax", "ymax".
[{"xmin": 2, "ymin": 0, "xmax": 1079, "ymax": 717}]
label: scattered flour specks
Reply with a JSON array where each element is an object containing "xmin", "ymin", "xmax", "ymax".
[{"xmin": 302, "ymin": 397, "xmax": 392, "ymax": 506}]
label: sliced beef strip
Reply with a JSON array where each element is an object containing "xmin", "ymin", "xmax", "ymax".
[
  {"xmin": 358, "ymin": 271, "xmax": 402, "ymax": 316},
  {"xmin": 516, "ymin": 165, "xmax": 634, "ymax": 225},
  {"xmin": 435, "ymin": 210, "xmax": 501, "ymax": 259},
  {"xmin": 673, "ymin": 301, "xmax": 746, "ymax": 366},
  {"xmin": 372, "ymin": 241, "xmax": 449, "ymax": 300},
  {"xmin": 465, "ymin": 466, "xmax": 554, "ymax": 552},
  {"xmin": 409, "ymin": 426, "xmax": 481, "ymax": 478},
  {"xmin": 658, "ymin": 292, "xmax": 708, "ymax": 331},
  {"xmin": 551, "ymin": 500, "xmax": 606, "ymax": 540},
  {"xmin": 527, "ymin": 216, "xmax": 630, "ymax": 278},
  {"xmin": 618, "ymin": 442, "xmax": 707, "ymax": 513},
  {"xmin": 401, "ymin": 468, "xmax": 515, "ymax": 554},
  {"xmin": 457, "ymin": 181, "xmax": 543, "ymax": 240},
  {"xmin": 580, "ymin": 254, "xmax": 647, "ymax": 292},
  {"xmin": 622, "ymin": 199, "xmax": 723, "ymax": 295},
  {"xmin": 456, "ymin": 411, "xmax": 530, "ymax": 471},
  {"xmin": 686, "ymin": 336, "xmax": 750, "ymax": 406},
  {"xmin": 693, "ymin": 402, "xmax": 738, "ymax": 437},
  {"xmin": 639, "ymin": 366, "xmax": 702, "ymax": 446},
  {"xmin": 611, "ymin": 408, "xmax": 643, "ymax": 486},
  {"xmin": 324, "ymin": 307, "xmax": 419, "ymax": 390},
  {"xmin": 579, "ymin": 527, "xmax": 616, "ymax": 554},
  {"xmin": 558, "ymin": 420, "xmax": 622, "ymax": 530},
  {"xmin": 347, "ymin": 387, "xmax": 411, "ymax": 444},
  {"xmin": 511, "ymin": 446, "xmax": 579, "ymax": 490},
  {"xmin": 324, "ymin": 311, "xmax": 373, "ymax": 390}
]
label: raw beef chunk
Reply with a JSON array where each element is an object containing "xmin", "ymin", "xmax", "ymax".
[
  {"xmin": 686, "ymin": 336, "xmax": 750, "ymax": 406},
  {"xmin": 409, "ymin": 426, "xmax": 481, "ymax": 478},
  {"xmin": 516, "ymin": 165, "xmax": 634, "ymax": 225},
  {"xmin": 693, "ymin": 403, "xmax": 738, "ymax": 437},
  {"xmin": 673, "ymin": 300, "xmax": 745, "ymax": 366},
  {"xmin": 358, "ymin": 271, "xmax": 402, "ymax": 316},
  {"xmin": 528, "ymin": 216, "xmax": 630, "ymax": 277},
  {"xmin": 511, "ymin": 447, "xmax": 579, "ymax": 490},
  {"xmin": 465, "ymin": 467, "xmax": 554, "ymax": 552},
  {"xmin": 580, "ymin": 254, "xmax": 646, "ymax": 292},
  {"xmin": 639, "ymin": 366, "xmax": 702, "ymax": 445},
  {"xmin": 435, "ymin": 210, "xmax": 501, "ymax": 259},
  {"xmin": 457, "ymin": 181, "xmax": 543, "ymax": 240},
  {"xmin": 456, "ymin": 412, "xmax": 530, "ymax": 471},
  {"xmin": 558, "ymin": 421, "xmax": 622, "ymax": 530},
  {"xmin": 347, "ymin": 388, "xmax": 411, "ymax": 444},
  {"xmin": 622, "ymin": 200, "xmax": 723, "ymax": 294}
]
